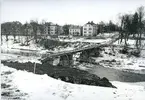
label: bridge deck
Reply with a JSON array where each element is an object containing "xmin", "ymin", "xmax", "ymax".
[{"xmin": 44, "ymin": 34, "xmax": 119, "ymax": 58}]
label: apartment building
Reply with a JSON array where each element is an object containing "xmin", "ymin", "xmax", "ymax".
[
  {"xmin": 44, "ymin": 22, "xmax": 62, "ymax": 35},
  {"xmin": 69, "ymin": 25, "xmax": 81, "ymax": 36},
  {"xmin": 83, "ymin": 21, "xmax": 98, "ymax": 36}
]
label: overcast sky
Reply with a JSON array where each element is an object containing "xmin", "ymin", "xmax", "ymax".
[{"xmin": 1, "ymin": 0, "xmax": 145, "ymax": 25}]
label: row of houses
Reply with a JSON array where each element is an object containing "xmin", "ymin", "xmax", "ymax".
[{"xmin": 44, "ymin": 21, "xmax": 98, "ymax": 36}]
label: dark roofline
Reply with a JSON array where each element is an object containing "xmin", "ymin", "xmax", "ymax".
[{"xmin": 86, "ymin": 21, "xmax": 97, "ymax": 25}]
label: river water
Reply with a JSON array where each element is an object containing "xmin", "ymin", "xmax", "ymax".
[{"xmin": 86, "ymin": 65, "xmax": 145, "ymax": 82}]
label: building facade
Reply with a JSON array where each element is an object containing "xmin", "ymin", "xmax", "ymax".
[
  {"xmin": 83, "ymin": 21, "xmax": 98, "ymax": 36},
  {"xmin": 44, "ymin": 22, "xmax": 62, "ymax": 35},
  {"xmin": 69, "ymin": 25, "xmax": 81, "ymax": 36}
]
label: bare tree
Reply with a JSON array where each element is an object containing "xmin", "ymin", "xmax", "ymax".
[
  {"xmin": 136, "ymin": 6, "xmax": 145, "ymax": 50},
  {"xmin": 118, "ymin": 6, "xmax": 145, "ymax": 54},
  {"xmin": 22, "ymin": 22, "xmax": 33, "ymax": 45},
  {"xmin": 30, "ymin": 20, "xmax": 39, "ymax": 43}
]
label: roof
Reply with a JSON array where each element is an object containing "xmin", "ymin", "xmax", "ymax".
[
  {"xmin": 85, "ymin": 21, "xmax": 97, "ymax": 26},
  {"xmin": 45, "ymin": 22, "xmax": 59, "ymax": 26},
  {"xmin": 69, "ymin": 25, "xmax": 81, "ymax": 29}
]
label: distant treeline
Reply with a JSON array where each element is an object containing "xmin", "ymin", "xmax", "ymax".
[
  {"xmin": 1, "ymin": 21, "xmax": 119, "ymax": 36},
  {"xmin": 1, "ymin": 19, "xmax": 119, "ymax": 44}
]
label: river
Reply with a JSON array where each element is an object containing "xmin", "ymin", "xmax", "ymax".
[{"xmin": 86, "ymin": 64, "xmax": 145, "ymax": 82}]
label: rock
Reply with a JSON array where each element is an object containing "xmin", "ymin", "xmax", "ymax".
[
  {"xmin": 111, "ymin": 59, "xmax": 116, "ymax": 62},
  {"xmin": 130, "ymin": 50, "xmax": 140, "ymax": 57}
]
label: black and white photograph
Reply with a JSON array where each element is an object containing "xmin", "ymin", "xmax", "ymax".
[{"xmin": 1, "ymin": 0, "xmax": 145, "ymax": 100}]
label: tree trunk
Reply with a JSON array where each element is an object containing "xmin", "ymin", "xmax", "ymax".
[
  {"xmin": 6, "ymin": 34, "xmax": 8, "ymax": 41},
  {"xmin": 139, "ymin": 30, "xmax": 142, "ymax": 46},
  {"xmin": 13, "ymin": 34, "xmax": 16, "ymax": 42}
]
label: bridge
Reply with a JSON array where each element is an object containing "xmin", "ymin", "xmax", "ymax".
[{"xmin": 42, "ymin": 33, "xmax": 120, "ymax": 66}]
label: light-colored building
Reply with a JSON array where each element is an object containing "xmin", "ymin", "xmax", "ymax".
[
  {"xmin": 49, "ymin": 22, "xmax": 58, "ymax": 35},
  {"xmin": 83, "ymin": 21, "xmax": 98, "ymax": 36},
  {"xmin": 69, "ymin": 25, "xmax": 81, "ymax": 36}
]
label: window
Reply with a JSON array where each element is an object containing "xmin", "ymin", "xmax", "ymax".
[
  {"xmin": 89, "ymin": 28, "xmax": 92, "ymax": 30},
  {"xmin": 84, "ymin": 31, "xmax": 86, "ymax": 33},
  {"xmin": 84, "ymin": 28, "xmax": 87, "ymax": 30}
]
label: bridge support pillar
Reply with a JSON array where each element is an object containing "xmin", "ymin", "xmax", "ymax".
[
  {"xmin": 41, "ymin": 56, "xmax": 60, "ymax": 66},
  {"xmin": 79, "ymin": 50, "xmax": 90, "ymax": 62},
  {"xmin": 59, "ymin": 54, "xmax": 73, "ymax": 67},
  {"xmin": 79, "ymin": 48, "xmax": 101, "ymax": 62}
]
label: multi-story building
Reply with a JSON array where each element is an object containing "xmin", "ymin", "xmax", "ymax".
[
  {"xmin": 83, "ymin": 21, "xmax": 98, "ymax": 36},
  {"xmin": 44, "ymin": 22, "xmax": 62, "ymax": 35},
  {"xmin": 69, "ymin": 25, "xmax": 81, "ymax": 36}
]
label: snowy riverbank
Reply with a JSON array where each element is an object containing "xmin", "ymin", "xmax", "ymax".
[{"xmin": 1, "ymin": 64, "xmax": 145, "ymax": 100}]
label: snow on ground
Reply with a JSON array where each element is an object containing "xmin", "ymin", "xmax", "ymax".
[
  {"xmin": 1, "ymin": 64, "xmax": 145, "ymax": 100},
  {"xmin": 1, "ymin": 65, "xmax": 29, "ymax": 100},
  {"xmin": 97, "ymin": 32, "xmax": 117, "ymax": 38},
  {"xmin": 1, "ymin": 36, "xmax": 48, "ymax": 54},
  {"xmin": 1, "ymin": 33, "xmax": 117, "ymax": 55},
  {"xmin": 92, "ymin": 46, "xmax": 145, "ymax": 73},
  {"xmin": 58, "ymin": 32, "xmax": 117, "ymax": 43},
  {"xmin": 114, "ymin": 39, "xmax": 145, "ymax": 50},
  {"xmin": 59, "ymin": 37, "xmax": 108, "ymax": 43},
  {"xmin": 1, "ymin": 35, "xmax": 101, "ymax": 54},
  {"xmin": 89, "ymin": 38, "xmax": 145, "ymax": 73},
  {"xmin": 81, "ymin": 39, "xmax": 108, "ymax": 43},
  {"xmin": 53, "ymin": 46, "xmax": 74, "ymax": 52},
  {"xmin": 59, "ymin": 37, "xmax": 84, "ymax": 42},
  {"xmin": 1, "ymin": 36, "xmax": 41, "ymax": 50},
  {"xmin": 59, "ymin": 37, "xmax": 109, "ymax": 43},
  {"xmin": 0, "ymin": 53, "xmax": 41, "ymax": 64}
]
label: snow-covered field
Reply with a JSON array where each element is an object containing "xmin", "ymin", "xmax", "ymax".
[
  {"xmin": 1, "ymin": 64, "xmax": 145, "ymax": 100},
  {"xmin": 0, "ymin": 53, "xmax": 41, "ymax": 64}
]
